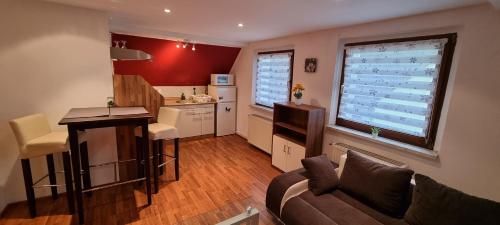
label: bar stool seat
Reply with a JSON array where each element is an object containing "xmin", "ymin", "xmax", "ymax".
[
  {"xmin": 134, "ymin": 123, "xmax": 179, "ymax": 140},
  {"xmin": 22, "ymin": 131, "xmax": 68, "ymax": 159}
]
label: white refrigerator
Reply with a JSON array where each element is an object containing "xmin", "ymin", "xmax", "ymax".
[{"xmin": 208, "ymin": 85, "xmax": 236, "ymax": 136}]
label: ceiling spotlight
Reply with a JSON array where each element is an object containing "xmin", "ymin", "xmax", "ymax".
[
  {"xmin": 164, "ymin": 8, "xmax": 171, "ymax": 14},
  {"xmin": 192, "ymin": 44, "xmax": 196, "ymax": 51},
  {"xmin": 237, "ymin": 23, "xmax": 244, "ymax": 28},
  {"xmin": 176, "ymin": 40, "xmax": 180, "ymax": 48},
  {"xmin": 182, "ymin": 43, "xmax": 187, "ymax": 48}
]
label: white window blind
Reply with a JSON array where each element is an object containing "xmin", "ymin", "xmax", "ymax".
[
  {"xmin": 255, "ymin": 51, "xmax": 293, "ymax": 108},
  {"xmin": 338, "ymin": 38, "xmax": 449, "ymax": 137}
]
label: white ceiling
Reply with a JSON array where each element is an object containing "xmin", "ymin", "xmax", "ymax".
[{"xmin": 44, "ymin": 0, "xmax": 486, "ymax": 46}]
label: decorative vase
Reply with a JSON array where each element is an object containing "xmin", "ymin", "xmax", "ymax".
[
  {"xmin": 371, "ymin": 132, "xmax": 378, "ymax": 138},
  {"xmin": 295, "ymin": 98, "xmax": 303, "ymax": 105}
]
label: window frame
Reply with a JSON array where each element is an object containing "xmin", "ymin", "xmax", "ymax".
[
  {"xmin": 254, "ymin": 49, "xmax": 295, "ymax": 109},
  {"xmin": 335, "ymin": 33, "xmax": 457, "ymax": 149}
]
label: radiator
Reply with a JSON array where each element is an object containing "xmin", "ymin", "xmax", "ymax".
[
  {"xmin": 330, "ymin": 142, "xmax": 406, "ymax": 168},
  {"xmin": 247, "ymin": 114, "xmax": 273, "ymax": 154}
]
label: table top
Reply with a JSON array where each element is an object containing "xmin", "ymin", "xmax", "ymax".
[{"xmin": 59, "ymin": 107, "xmax": 153, "ymax": 125}]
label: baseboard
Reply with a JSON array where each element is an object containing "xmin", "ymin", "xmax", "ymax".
[{"xmin": 235, "ymin": 131, "xmax": 247, "ymax": 139}]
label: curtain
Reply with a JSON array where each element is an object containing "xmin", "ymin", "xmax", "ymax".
[
  {"xmin": 338, "ymin": 38, "xmax": 448, "ymax": 137},
  {"xmin": 255, "ymin": 52, "xmax": 292, "ymax": 107}
]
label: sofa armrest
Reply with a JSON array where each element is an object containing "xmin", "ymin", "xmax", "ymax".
[{"xmin": 266, "ymin": 168, "xmax": 309, "ymax": 217}]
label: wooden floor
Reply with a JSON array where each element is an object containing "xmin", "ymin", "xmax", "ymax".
[{"xmin": 0, "ymin": 135, "xmax": 282, "ymax": 225}]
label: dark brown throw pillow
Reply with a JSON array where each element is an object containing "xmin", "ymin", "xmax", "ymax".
[
  {"xmin": 404, "ymin": 174, "xmax": 500, "ymax": 225},
  {"xmin": 339, "ymin": 150, "xmax": 414, "ymax": 217},
  {"xmin": 301, "ymin": 154, "xmax": 339, "ymax": 195}
]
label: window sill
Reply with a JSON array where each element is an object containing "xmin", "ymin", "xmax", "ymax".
[
  {"xmin": 249, "ymin": 104, "xmax": 274, "ymax": 113},
  {"xmin": 326, "ymin": 125, "xmax": 439, "ymax": 160}
]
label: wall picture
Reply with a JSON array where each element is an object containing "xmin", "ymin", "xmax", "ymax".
[{"xmin": 305, "ymin": 58, "xmax": 317, "ymax": 73}]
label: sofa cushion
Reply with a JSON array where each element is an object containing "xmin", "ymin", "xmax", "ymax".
[
  {"xmin": 332, "ymin": 190, "xmax": 410, "ymax": 225},
  {"xmin": 283, "ymin": 190, "xmax": 390, "ymax": 225},
  {"xmin": 339, "ymin": 151, "xmax": 414, "ymax": 217},
  {"xmin": 404, "ymin": 174, "xmax": 500, "ymax": 225},
  {"xmin": 301, "ymin": 154, "xmax": 340, "ymax": 195}
]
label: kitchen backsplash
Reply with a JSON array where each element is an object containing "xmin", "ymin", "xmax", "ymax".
[{"xmin": 154, "ymin": 86, "xmax": 208, "ymax": 97}]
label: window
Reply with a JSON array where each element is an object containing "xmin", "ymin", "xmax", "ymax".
[
  {"xmin": 336, "ymin": 33, "xmax": 457, "ymax": 149},
  {"xmin": 255, "ymin": 50, "xmax": 294, "ymax": 108}
]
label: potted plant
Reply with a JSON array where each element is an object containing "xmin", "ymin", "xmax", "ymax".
[
  {"xmin": 371, "ymin": 127, "xmax": 380, "ymax": 138},
  {"xmin": 292, "ymin": 83, "xmax": 305, "ymax": 105},
  {"xmin": 107, "ymin": 97, "xmax": 115, "ymax": 116}
]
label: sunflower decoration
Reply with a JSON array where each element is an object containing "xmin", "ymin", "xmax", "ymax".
[{"xmin": 292, "ymin": 83, "xmax": 305, "ymax": 99}]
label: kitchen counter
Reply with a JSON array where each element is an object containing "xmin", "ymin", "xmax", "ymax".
[{"xmin": 163, "ymin": 98, "xmax": 217, "ymax": 106}]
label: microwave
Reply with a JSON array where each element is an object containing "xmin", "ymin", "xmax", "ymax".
[{"xmin": 211, "ymin": 74, "xmax": 234, "ymax": 86}]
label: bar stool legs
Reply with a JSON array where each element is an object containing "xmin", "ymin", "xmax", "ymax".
[
  {"xmin": 46, "ymin": 154, "xmax": 58, "ymax": 200},
  {"xmin": 20, "ymin": 152, "xmax": 75, "ymax": 218},
  {"xmin": 174, "ymin": 138, "xmax": 179, "ymax": 181},
  {"xmin": 21, "ymin": 159, "xmax": 36, "ymax": 218},
  {"xmin": 149, "ymin": 137, "xmax": 180, "ymax": 193},
  {"xmin": 152, "ymin": 141, "xmax": 159, "ymax": 194},
  {"xmin": 159, "ymin": 140, "xmax": 164, "ymax": 176}
]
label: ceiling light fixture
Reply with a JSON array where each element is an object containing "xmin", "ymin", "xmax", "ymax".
[
  {"xmin": 237, "ymin": 23, "xmax": 244, "ymax": 28},
  {"xmin": 176, "ymin": 39, "xmax": 196, "ymax": 52},
  {"xmin": 164, "ymin": 8, "xmax": 171, "ymax": 14}
]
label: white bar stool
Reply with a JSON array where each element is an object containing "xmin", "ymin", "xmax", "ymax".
[
  {"xmin": 9, "ymin": 114, "xmax": 78, "ymax": 217},
  {"xmin": 135, "ymin": 107, "xmax": 180, "ymax": 193}
]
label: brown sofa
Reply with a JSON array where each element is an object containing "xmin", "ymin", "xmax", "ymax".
[
  {"xmin": 266, "ymin": 168, "xmax": 410, "ymax": 225},
  {"xmin": 266, "ymin": 152, "xmax": 500, "ymax": 225}
]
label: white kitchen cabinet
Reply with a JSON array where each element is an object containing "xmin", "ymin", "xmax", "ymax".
[
  {"xmin": 170, "ymin": 104, "xmax": 214, "ymax": 138},
  {"xmin": 272, "ymin": 135, "xmax": 306, "ymax": 172},
  {"xmin": 201, "ymin": 105, "xmax": 215, "ymax": 135}
]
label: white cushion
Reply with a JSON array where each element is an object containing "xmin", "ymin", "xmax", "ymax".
[
  {"xmin": 135, "ymin": 123, "xmax": 179, "ymax": 140},
  {"xmin": 22, "ymin": 131, "xmax": 68, "ymax": 159}
]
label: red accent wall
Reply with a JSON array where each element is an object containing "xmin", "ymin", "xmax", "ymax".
[{"xmin": 112, "ymin": 33, "xmax": 240, "ymax": 86}]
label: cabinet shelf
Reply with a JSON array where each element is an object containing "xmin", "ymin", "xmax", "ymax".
[
  {"xmin": 274, "ymin": 122, "xmax": 307, "ymax": 135},
  {"xmin": 272, "ymin": 102, "xmax": 325, "ymax": 158}
]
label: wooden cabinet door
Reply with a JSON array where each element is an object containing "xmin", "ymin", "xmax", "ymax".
[
  {"xmin": 272, "ymin": 135, "xmax": 287, "ymax": 171},
  {"xmin": 286, "ymin": 141, "xmax": 306, "ymax": 172}
]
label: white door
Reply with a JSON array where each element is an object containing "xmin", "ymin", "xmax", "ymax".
[
  {"xmin": 201, "ymin": 105, "xmax": 215, "ymax": 135},
  {"xmin": 286, "ymin": 141, "xmax": 306, "ymax": 172},
  {"xmin": 216, "ymin": 102, "xmax": 236, "ymax": 136},
  {"xmin": 272, "ymin": 135, "xmax": 287, "ymax": 171}
]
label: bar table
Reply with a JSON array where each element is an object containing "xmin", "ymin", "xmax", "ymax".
[{"xmin": 59, "ymin": 107, "xmax": 153, "ymax": 224}]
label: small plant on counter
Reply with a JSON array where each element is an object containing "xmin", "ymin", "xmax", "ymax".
[
  {"xmin": 371, "ymin": 127, "xmax": 380, "ymax": 137},
  {"xmin": 107, "ymin": 97, "xmax": 115, "ymax": 116},
  {"xmin": 292, "ymin": 83, "xmax": 305, "ymax": 105}
]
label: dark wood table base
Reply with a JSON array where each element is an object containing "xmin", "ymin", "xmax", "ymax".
[{"xmin": 60, "ymin": 107, "xmax": 153, "ymax": 225}]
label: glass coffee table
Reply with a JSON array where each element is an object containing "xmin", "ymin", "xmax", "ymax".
[{"xmin": 174, "ymin": 198, "xmax": 260, "ymax": 225}]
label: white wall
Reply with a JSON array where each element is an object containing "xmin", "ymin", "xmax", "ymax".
[
  {"xmin": 0, "ymin": 0, "xmax": 116, "ymax": 211},
  {"xmin": 232, "ymin": 4, "xmax": 500, "ymax": 201}
]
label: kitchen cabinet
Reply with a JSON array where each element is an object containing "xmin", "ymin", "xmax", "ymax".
[
  {"xmin": 170, "ymin": 104, "xmax": 215, "ymax": 138},
  {"xmin": 201, "ymin": 105, "xmax": 215, "ymax": 135},
  {"xmin": 272, "ymin": 135, "xmax": 306, "ymax": 172}
]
